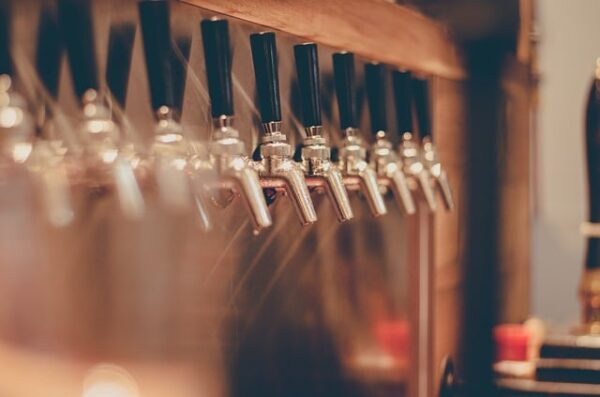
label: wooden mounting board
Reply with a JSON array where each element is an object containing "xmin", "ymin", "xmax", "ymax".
[{"xmin": 179, "ymin": 0, "xmax": 466, "ymax": 80}]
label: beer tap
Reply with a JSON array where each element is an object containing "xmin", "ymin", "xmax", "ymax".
[
  {"xmin": 59, "ymin": 0, "xmax": 144, "ymax": 219},
  {"xmin": 364, "ymin": 63, "xmax": 415, "ymax": 215},
  {"xmin": 580, "ymin": 64, "xmax": 600, "ymax": 332},
  {"xmin": 200, "ymin": 18, "xmax": 272, "ymax": 231},
  {"xmin": 332, "ymin": 52, "xmax": 387, "ymax": 217},
  {"xmin": 138, "ymin": 0, "xmax": 213, "ymax": 230},
  {"xmin": 106, "ymin": 23, "xmax": 136, "ymax": 114},
  {"xmin": 392, "ymin": 69, "xmax": 437, "ymax": 212},
  {"xmin": 293, "ymin": 42, "xmax": 354, "ymax": 222},
  {"xmin": 249, "ymin": 32, "xmax": 317, "ymax": 226},
  {"xmin": 412, "ymin": 75, "xmax": 454, "ymax": 211}
]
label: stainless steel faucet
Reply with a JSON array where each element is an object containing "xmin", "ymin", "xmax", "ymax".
[
  {"xmin": 201, "ymin": 18, "xmax": 272, "ymax": 231},
  {"xmin": 392, "ymin": 70, "xmax": 438, "ymax": 212},
  {"xmin": 332, "ymin": 52, "xmax": 387, "ymax": 218},
  {"xmin": 412, "ymin": 76, "xmax": 455, "ymax": 211},
  {"xmin": 364, "ymin": 63, "xmax": 416, "ymax": 216},
  {"xmin": 294, "ymin": 43, "xmax": 354, "ymax": 222},
  {"xmin": 249, "ymin": 32, "xmax": 317, "ymax": 226}
]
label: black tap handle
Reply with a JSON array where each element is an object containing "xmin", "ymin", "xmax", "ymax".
[
  {"xmin": 0, "ymin": 2, "xmax": 12, "ymax": 77},
  {"xmin": 332, "ymin": 52, "xmax": 358, "ymax": 130},
  {"xmin": 585, "ymin": 76, "xmax": 600, "ymax": 269},
  {"xmin": 201, "ymin": 18, "xmax": 233, "ymax": 118},
  {"xmin": 172, "ymin": 34, "xmax": 191, "ymax": 115},
  {"xmin": 36, "ymin": 6, "xmax": 63, "ymax": 99},
  {"xmin": 364, "ymin": 62, "xmax": 388, "ymax": 134},
  {"xmin": 58, "ymin": 0, "xmax": 99, "ymax": 99},
  {"xmin": 392, "ymin": 70, "xmax": 413, "ymax": 136},
  {"xmin": 106, "ymin": 22, "xmax": 136, "ymax": 108},
  {"xmin": 412, "ymin": 76, "xmax": 432, "ymax": 140},
  {"xmin": 293, "ymin": 42, "xmax": 321, "ymax": 127},
  {"xmin": 250, "ymin": 32, "xmax": 281, "ymax": 124},
  {"xmin": 139, "ymin": 0, "xmax": 175, "ymax": 111}
]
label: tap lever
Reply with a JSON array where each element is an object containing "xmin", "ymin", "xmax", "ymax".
[
  {"xmin": 58, "ymin": 0, "xmax": 99, "ymax": 99},
  {"xmin": 294, "ymin": 43, "xmax": 321, "ymax": 128},
  {"xmin": 139, "ymin": 0, "xmax": 176, "ymax": 111},
  {"xmin": 106, "ymin": 22, "xmax": 136, "ymax": 109},
  {"xmin": 0, "ymin": 2, "xmax": 11, "ymax": 76},
  {"xmin": 392, "ymin": 70, "xmax": 413, "ymax": 135},
  {"xmin": 412, "ymin": 76, "xmax": 432, "ymax": 140},
  {"xmin": 332, "ymin": 52, "xmax": 358, "ymax": 130},
  {"xmin": 365, "ymin": 62, "xmax": 388, "ymax": 135},
  {"xmin": 250, "ymin": 32, "xmax": 281, "ymax": 124},
  {"xmin": 586, "ymin": 70, "xmax": 600, "ymax": 227},
  {"xmin": 201, "ymin": 18, "xmax": 233, "ymax": 118},
  {"xmin": 36, "ymin": 5, "xmax": 63, "ymax": 100}
]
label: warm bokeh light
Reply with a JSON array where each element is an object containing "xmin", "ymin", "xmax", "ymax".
[{"xmin": 82, "ymin": 364, "xmax": 139, "ymax": 397}]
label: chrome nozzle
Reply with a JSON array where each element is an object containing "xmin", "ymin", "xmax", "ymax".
[
  {"xmin": 301, "ymin": 132, "xmax": 354, "ymax": 222},
  {"xmin": 265, "ymin": 159, "xmax": 318, "ymax": 226},
  {"xmin": 369, "ymin": 135, "xmax": 416, "ymax": 215},
  {"xmin": 209, "ymin": 117, "xmax": 272, "ymax": 231},
  {"xmin": 399, "ymin": 132, "xmax": 436, "ymax": 212},
  {"xmin": 422, "ymin": 138, "xmax": 455, "ymax": 211},
  {"xmin": 338, "ymin": 132, "xmax": 387, "ymax": 217},
  {"xmin": 355, "ymin": 165, "xmax": 387, "ymax": 217},
  {"xmin": 321, "ymin": 164, "xmax": 354, "ymax": 222},
  {"xmin": 259, "ymin": 129, "xmax": 317, "ymax": 225},
  {"xmin": 388, "ymin": 163, "xmax": 416, "ymax": 215},
  {"xmin": 223, "ymin": 164, "xmax": 272, "ymax": 230}
]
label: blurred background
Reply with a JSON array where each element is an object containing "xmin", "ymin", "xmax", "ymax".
[{"xmin": 533, "ymin": 0, "xmax": 598, "ymax": 325}]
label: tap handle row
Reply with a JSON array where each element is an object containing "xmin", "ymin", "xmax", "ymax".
[
  {"xmin": 0, "ymin": 2, "xmax": 11, "ymax": 77},
  {"xmin": 106, "ymin": 22, "xmax": 136, "ymax": 108},
  {"xmin": 35, "ymin": 6, "xmax": 63, "ymax": 100},
  {"xmin": 364, "ymin": 62, "xmax": 388, "ymax": 135},
  {"xmin": 293, "ymin": 43, "xmax": 321, "ymax": 128},
  {"xmin": 412, "ymin": 76, "xmax": 432, "ymax": 140},
  {"xmin": 332, "ymin": 51, "xmax": 358, "ymax": 130},
  {"xmin": 392, "ymin": 70, "xmax": 413, "ymax": 136},
  {"xmin": 201, "ymin": 18, "xmax": 234, "ymax": 118},
  {"xmin": 58, "ymin": 0, "xmax": 99, "ymax": 99},
  {"xmin": 250, "ymin": 32, "xmax": 281, "ymax": 124},
  {"xmin": 139, "ymin": 0, "xmax": 176, "ymax": 111}
]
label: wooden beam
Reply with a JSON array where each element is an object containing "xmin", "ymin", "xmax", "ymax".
[{"xmin": 180, "ymin": 0, "xmax": 466, "ymax": 80}]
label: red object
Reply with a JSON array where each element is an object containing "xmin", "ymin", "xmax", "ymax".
[
  {"xmin": 494, "ymin": 324, "xmax": 530, "ymax": 362},
  {"xmin": 374, "ymin": 320, "xmax": 409, "ymax": 361}
]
